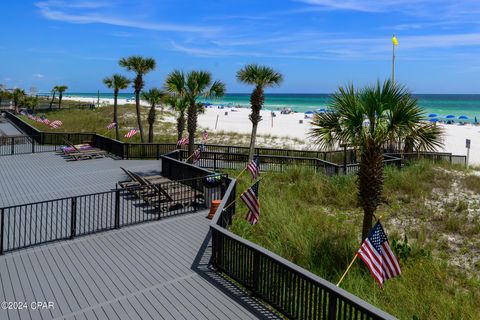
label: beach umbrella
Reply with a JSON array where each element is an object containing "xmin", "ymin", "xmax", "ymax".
[
  {"xmin": 475, "ymin": 116, "xmax": 478, "ymax": 123},
  {"xmin": 458, "ymin": 115, "xmax": 469, "ymax": 120},
  {"xmin": 304, "ymin": 111, "xmax": 314, "ymax": 115},
  {"xmin": 428, "ymin": 113, "xmax": 438, "ymax": 117},
  {"xmin": 429, "ymin": 118, "xmax": 439, "ymax": 123},
  {"xmin": 445, "ymin": 114, "xmax": 456, "ymax": 119}
]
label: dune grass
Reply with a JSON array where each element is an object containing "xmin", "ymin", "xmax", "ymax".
[{"xmin": 229, "ymin": 162, "xmax": 480, "ymax": 320}]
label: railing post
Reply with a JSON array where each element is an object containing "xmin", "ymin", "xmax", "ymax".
[
  {"xmin": 114, "ymin": 190, "xmax": 120, "ymax": 228},
  {"xmin": 193, "ymin": 179, "xmax": 198, "ymax": 212},
  {"xmin": 328, "ymin": 292, "xmax": 337, "ymax": 320},
  {"xmin": 0, "ymin": 208, "xmax": 4, "ymax": 255},
  {"xmin": 31, "ymin": 137, "xmax": 35, "ymax": 153},
  {"xmin": 156, "ymin": 144, "xmax": 160, "ymax": 160},
  {"xmin": 11, "ymin": 137, "xmax": 14, "ymax": 155},
  {"xmin": 252, "ymin": 251, "xmax": 260, "ymax": 293},
  {"xmin": 126, "ymin": 143, "xmax": 129, "ymax": 160},
  {"xmin": 214, "ymin": 153, "xmax": 217, "ymax": 171},
  {"xmin": 70, "ymin": 197, "xmax": 77, "ymax": 239}
]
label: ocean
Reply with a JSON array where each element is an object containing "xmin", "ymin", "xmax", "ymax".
[{"xmin": 64, "ymin": 93, "xmax": 480, "ymax": 121}]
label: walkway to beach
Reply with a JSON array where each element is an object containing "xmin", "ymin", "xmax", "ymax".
[{"xmin": 0, "ymin": 152, "xmax": 280, "ymax": 320}]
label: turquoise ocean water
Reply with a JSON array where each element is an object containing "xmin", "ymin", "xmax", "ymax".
[{"xmin": 65, "ymin": 93, "xmax": 480, "ymax": 121}]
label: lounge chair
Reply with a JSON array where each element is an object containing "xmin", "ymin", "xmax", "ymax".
[
  {"xmin": 62, "ymin": 140, "xmax": 107, "ymax": 160},
  {"xmin": 118, "ymin": 168, "xmax": 203, "ymax": 212}
]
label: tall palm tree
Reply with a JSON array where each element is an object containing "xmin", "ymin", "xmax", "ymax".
[
  {"xmin": 237, "ymin": 64, "xmax": 283, "ymax": 160},
  {"xmin": 164, "ymin": 95, "xmax": 188, "ymax": 142},
  {"xmin": 24, "ymin": 95, "xmax": 39, "ymax": 112},
  {"xmin": 165, "ymin": 70, "xmax": 225, "ymax": 162},
  {"xmin": 103, "ymin": 74, "xmax": 131, "ymax": 140},
  {"xmin": 49, "ymin": 87, "xmax": 57, "ymax": 110},
  {"xmin": 12, "ymin": 88, "xmax": 25, "ymax": 113},
  {"xmin": 309, "ymin": 80, "xmax": 443, "ymax": 240},
  {"xmin": 119, "ymin": 56, "xmax": 156, "ymax": 143},
  {"xmin": 141, "ymin": 88, "xmax": 165, "ymax": 143},
  {"xmin": 54, "ymin": 85, "xmax": 68, "ymax": 109}
]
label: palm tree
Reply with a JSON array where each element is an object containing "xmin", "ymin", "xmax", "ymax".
[
  {"xmin": 165, "ymin": 70, "xmax": 225, "ymax": 162},
  {"xmin": 11, "ymin": 88, "xmax": 25, "ymax": 113},
  {"xmin": 309, "ymin": 80, "xmax": 443, "ymax": 240},
  {"xmin": 49, "ymin": 87, "xmax": 57, "ymax": 110},
  {"xmin": 164, "ymin": 95, "xmax": 188, "ymax": 142},
  {"xmin": 24, "ymin": 95, "xmax": 39, "ymax": 112},
  {"xmin": 237, "ymin": 64, "xmax": 283, "ymax": 160},
  {"xmin": 54, "ymin": 85, "xmax": 68, "ymax": 109},
  {"xmin": 141, "ymin": 88, "xmax": 165, "ymax": 143},
  {"xmin": 103, "ymin": 74, "xmax": 131, "ymax": 140},
  {"xmin": 119, "ymin": 56, "xmax": 156, "ymax": 143},
  {"xmin": 0, "ymin": 87, "xmax": 10, "ymax": 109}
]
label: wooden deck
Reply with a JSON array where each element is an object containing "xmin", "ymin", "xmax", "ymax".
[
  {"xmin": 0, "ymin": 212, "xmax": 280, "ymax": 320},
  {"xmin": 0, "ymin": 152, "xmax": 280, "ymax": 319}
]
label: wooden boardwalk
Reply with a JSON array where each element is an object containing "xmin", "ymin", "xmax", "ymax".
[
  {"xmin": 0, "ymin": 152, "xmax": 280, "ymax": 319},
  {"xmin": 0, "ymin": 212, "xmax": 279, "ymax": 320}
]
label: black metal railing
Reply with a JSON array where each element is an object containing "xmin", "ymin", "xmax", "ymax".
[
  {"xmin": 0, "ymin": 175, "xmax": 220, "ymax": 254},
  {"xmin": 209, "ymin": 177, "xmax": 396, "ymax": 320},
  {"xmin": 4, "ymin": 111, "xmax": 467, "ymax": 170}
]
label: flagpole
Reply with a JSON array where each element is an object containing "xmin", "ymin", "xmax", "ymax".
[
  {"xmin": 392, "ymin": 34, "xmax": 396, "ymax": 84},
  {"xmin": 336, "ymin": 253, "xmax": 358, "ymax": 286}
]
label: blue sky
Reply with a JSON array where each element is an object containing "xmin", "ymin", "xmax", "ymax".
[{"xmin": 2, "ymin": 0, "xmax": 480, "ymax": 93}]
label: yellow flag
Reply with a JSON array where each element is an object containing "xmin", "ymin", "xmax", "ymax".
[{"xmin": 392, "ymin": 35, "xmax": 398, "ymax": 46}]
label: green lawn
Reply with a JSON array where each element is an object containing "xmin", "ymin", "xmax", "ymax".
[{"xmin": 229, "ymin": 162, "xmax": 480, "ymax": 320}]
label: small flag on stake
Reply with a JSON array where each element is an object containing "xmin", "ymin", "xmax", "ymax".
[
  {"xmin": 124, "ymin": 129, "xmax": 138, "ymax": 138},
  {"xmin": 193, "ymin": 147, "xmax": 201, "ymax": 163},
  {"xmin": 240, "ymin": 181, "xmax": 260, "ymax": 225},
  {"xmin": 203, "ymin": 130, "xmax": 208, "ymax": 141},
  {"xmin": 177, "ymin": 136, "xmax": 189, "ymax": 146},
  {"xmin": 358, "ymin": 221, "xmax": 401, "ymax": 288},
  {"xmin": 106, "ymin": 122, "xmax": 117, "ymax": 130},
  {"xmin": 247, "ymin": 155, "xmax": 260, "ymax": 180}
]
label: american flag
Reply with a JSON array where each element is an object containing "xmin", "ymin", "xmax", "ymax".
[
  {"xmin": 177, "ymin": 136, "xmax": 188, "ymax": 146},
  {"xmin": 358, "ymin": 221, "xmax": 401, "ymax": 288},
  {"xmin": 106, "ymin": 122, "xmax": 117, "ymax": 130},
  {"xmin": 27, "ymin": 113, "xmax": 36, "ymax": 120},
  {"xmin": 20, "ymin": 110, "xmax": 27, "ymax": 116},
  {"xmin": 193, "ymin": 147, "xmax": 201, "ymax": 163},
  {"xmin": 124, "ymin": 129, "xmax": 138, "ymax": 138},
  {"xmin": 247, "ymin": 156, "xmax": 260, "ymax": 180},
  {"xmin": 50, "ymin": 120, "xmax": 63, "ymax": 128},
  {"xmin": 240, "ymin": 181, "xmax": 260, "ymax": 225},
  {"xmin": 40, "ymin": 116, "xmax": 50, "ymax": 125},
  {"xmin": 203, "ymin": 130, "xmax": 208, "ymax": 140}
]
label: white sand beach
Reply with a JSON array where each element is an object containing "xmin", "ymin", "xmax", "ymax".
[{"xmin": 64, "ymin": 96, "xmax": 476, "ymax": 164}]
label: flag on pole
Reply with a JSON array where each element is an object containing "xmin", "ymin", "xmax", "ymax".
[
  {"xmin": 106, "ymin": 122, "xmax": 117, "ymax": 130},
  {"xmin": 392, "ymin": 35, "xmax": 398, "ymax": 46},
  {"xmin": 193, "ymin": 147, "xmax": 201, "ymax": 163},
  {"xmin": 357, "ymin": 221, "xmax": 401, "ymax": 288},
  {"xmin": 247, "ymin": 155, "xmax": 260, "ymax": 180},
  {"xmin": 177, "ymin": 136, "xmax": 189, "ymax": 146},
  {"xmin": 203, "ymin": 130, "xmax": 208, "ymax": 141},
  {"xmin": 50, "ymin": 120, "xmax": 63, "ymax": 128},
  {"xmin": 124, "ymin": 129, "xmax": 138, "ymax": 138},
  {"xmin": 240, "ymin": 181, "xmax": 260, "ymax": 225}
]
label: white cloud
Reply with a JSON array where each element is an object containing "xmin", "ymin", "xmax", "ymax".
[
  {"xmin": 35, "ymin": 1, "xmax": 219, "ymax": 35},
  {"xmin": 33, "ymin": 73, "xmax": 45, "ymax": 79}
]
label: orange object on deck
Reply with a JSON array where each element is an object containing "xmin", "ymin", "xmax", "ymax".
[{"xmin": 207, "ymin": 200, "xmax": 222, "ymax": 219}]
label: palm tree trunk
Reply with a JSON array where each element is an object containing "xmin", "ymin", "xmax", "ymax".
[
  {"xmin": 49, "ymin": 92, "xmax": 56, "ymax": 111},
  {"xmin": 187, "ymin": 102, "xmax": 197, "ymax": 163},
  {"xmin": 177, "ymin": 112, "xmax": 185, "ymax": 142},
  {"xmin": 148, "ymin": 105, "xmax": 155, "ymax": 143},
  {"xmin": 358, "ymin": 143, "xmax": 384, "ymax": 241},
  {"xmin": 248, "ymin": 116, "xmax": 259, "ymax": 160},
  {"xmin": 113, "ymin": 91, "xmax": 119, "ymax": 140},
  {"xmin": 248, "ymin": 86, "xmax": 264, "ymax": 161},
  {"xmin": 135, "ymin": 90, "xmax": 144, "ymax": 142},
  {"xmin": 58, "ymin": 93, "xmax": 63, "ymax": 109}
]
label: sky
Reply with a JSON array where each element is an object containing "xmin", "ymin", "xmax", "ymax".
[{"xmin": 2, "ymin": 0, "xmax": 480, "ymax": 94}]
